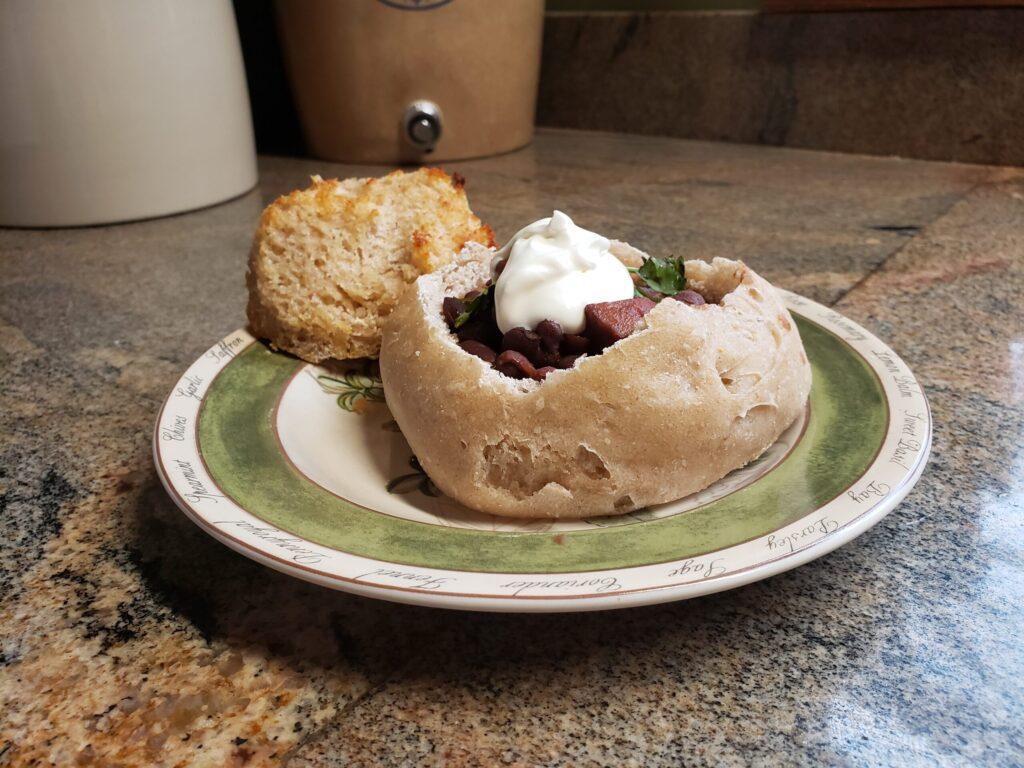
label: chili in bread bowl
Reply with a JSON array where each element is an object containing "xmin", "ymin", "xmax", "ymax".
[{"xmin": 379, "ymin": 215, "xmax": 811, "ymax": 519}]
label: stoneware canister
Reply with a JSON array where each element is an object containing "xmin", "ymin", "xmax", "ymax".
[
  {"xmin": 0, "ymin": 0, "xmax": 257, "ymax": 227},
  {"xmin": 275, "ymin": 0, "xmax": 545, "ymax": 163}
]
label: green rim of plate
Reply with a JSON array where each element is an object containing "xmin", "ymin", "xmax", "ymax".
[{"xmin": 196, "ymin": 316, "xmax": 886, "ymax": 573}]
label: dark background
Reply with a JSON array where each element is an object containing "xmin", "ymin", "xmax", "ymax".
[
  {"xmin": 236, "ymin": 1, "xmax": 1024, "ymax": 166},
  {"xmin": 234, "ymin": 0, "xmax": 306, "ymax": 156}
]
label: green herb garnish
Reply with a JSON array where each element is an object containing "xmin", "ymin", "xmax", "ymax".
[
  {"xmin": 635, "ymin": 255, "xmax": 687, "ymax": 296},
  {"xmin": 453, "ymin": 285, "xmax": 493, "ymax": 328}
]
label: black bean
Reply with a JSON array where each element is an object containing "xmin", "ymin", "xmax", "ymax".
[
  {"xmin": 494, "ymin": 350, "xmax": 541, "ymax": 380},
  {"xmin": 459, "ymin": 340, "xmax": 497, "ymax": 364},
  {"xmin": 442, "ymin": 297, "xmax": 465, "ymax": 328},
  {"xmin": 561, "ymin": 334, "xmax": 590, "ymax": 355},
  {"xmin": 672, "ymin": 289, "xmax": 706, "ymax": 306},
  {"xmin": 456, "ymin": 318, "xmax": 491, "ymax": 344},
  {"xmin": 637, "ymin": 285, "xmax": 663, "ymax": 302},
  {"xmin": 534, "ymin": 319, "xmax": 563, "ymax": 354},
  {"xmin": 502, "ymin": 327, "xmax": 543, "ymax": 362},
  {"xmin": 557, "ymin": 354, "xmax": 583, "ymax": 369}
]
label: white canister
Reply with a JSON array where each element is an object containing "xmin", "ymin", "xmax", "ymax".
[{"xmin": 0, "ymin": 0, "xmax": 258, "ymax": 227}]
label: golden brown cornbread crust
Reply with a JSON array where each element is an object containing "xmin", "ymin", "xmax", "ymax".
[
  {"xmin": 246, "ymin": 168, "xmax": 495, "ymax": 362},
  {"xmin": 379, "ymin": 243, "xmax": 812, "ymax": 519}
]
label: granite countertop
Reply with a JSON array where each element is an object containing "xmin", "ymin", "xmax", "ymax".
[{"xmin": 1, "ymin": 129, "xmax": 1022, "ymax": 767}]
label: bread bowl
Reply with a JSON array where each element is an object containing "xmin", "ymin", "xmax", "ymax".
[{"xmin": 379, "ymin": 235, "xmax": 812, "ymax": 519}]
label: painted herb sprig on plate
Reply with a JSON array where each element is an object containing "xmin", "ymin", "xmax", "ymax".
[{"xmin": 315, "ymin": 363, "xmax": 384, "ymax": 412}]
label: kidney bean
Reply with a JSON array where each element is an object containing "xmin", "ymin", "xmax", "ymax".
[
  {"xmin": 561, "ymin": 334, "xmax": 590, "ymax": 355},
  {"xmin": 672, "ymin": 289, "xmax": 706, "ymax": 306},
  {"xmin": 536, "ymin": 366, "xmax": 556, "ymax": 379},
  {"xmin": 534, "ymin": 319, "xmax": 563, "ymax": 354},
  {"xmin": 442, "ymin": 297, "xmax": 465, "ymax": 328},
  {"xmin": 459, "ymin": 340, "xmax": 497, "ymax": 364},
  {"xmin": 494, "ymin": 257, "xmax": 509, "ymax": 276},
  {"xmin": 494, "ymin": 350, "xmax": 541, "ymax": 380}
]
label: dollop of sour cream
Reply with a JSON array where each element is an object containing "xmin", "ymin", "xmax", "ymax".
[{"xmin": 493, "ymin": 211, "xmax": 633, "ymax": 334}]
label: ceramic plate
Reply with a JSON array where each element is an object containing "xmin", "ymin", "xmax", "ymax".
[{"xmin": 154, "ymin": 292, "xmax": 931, "ymax": 612}]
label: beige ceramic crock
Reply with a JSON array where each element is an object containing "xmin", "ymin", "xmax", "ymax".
[{"xmin": 275, "ymin": 0, "xmax": 544, "ymax": 164}]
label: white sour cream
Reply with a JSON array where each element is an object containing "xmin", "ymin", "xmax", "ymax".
[{"xmin": 493, "ymin": 211, "xmax": 633, "ymax": 334}]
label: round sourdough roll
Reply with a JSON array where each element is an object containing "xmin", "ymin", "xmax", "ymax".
[{"xmin": 379, "ymin": 242, "xmax": 812, "ymax": 519}]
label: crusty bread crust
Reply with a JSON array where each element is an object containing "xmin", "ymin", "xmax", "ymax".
[
  {"xmin": 379, "ymin": 243, "xmax": 812, "ymax": 519},
  {"xmin": 246, "ymin": 169, "xmax": 494, "ymax": 363}
]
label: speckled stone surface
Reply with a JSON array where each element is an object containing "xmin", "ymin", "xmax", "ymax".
[{"xmin": 1, "ymin": 129, "xmax": 1022, "ymax": 766}]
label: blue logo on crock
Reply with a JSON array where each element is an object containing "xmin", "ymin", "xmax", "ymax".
[{"xmin": 378, "ymin": 0, "xmax": 454, "ymax": 9}]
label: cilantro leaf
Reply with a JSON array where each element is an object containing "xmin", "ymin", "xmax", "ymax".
[
  {"xmin": 453, "ymin": 286, "xmax": 493, "ymax": 328},
  {"xmin": 636, "ymin": 255, "xmax": 687, "ymax": 296}
]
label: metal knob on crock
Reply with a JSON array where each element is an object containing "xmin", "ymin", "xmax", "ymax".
[{"xmin": 403, "ymin": 100, "xmax": 443, "ymax": 153}]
